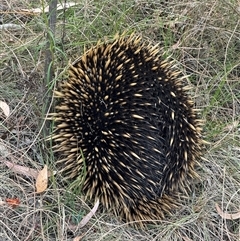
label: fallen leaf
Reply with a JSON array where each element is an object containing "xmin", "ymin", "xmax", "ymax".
[
  {"xmin": 69, "ymin": 200, "xmax": 100, "ymax": 232},
  {"xmin": 5, "ymin": 198, "xmax": 20, "ymax": 208},
  {"xmin": 216, "ymin": 203, "xmax": 240, "ymax": 220},
  {"xmin": 3, "ymin": 160, "xmax": 39, "ymax": 179},
  {"xmin": 0, "ymin": 101, "xmax": 10, "ymax": 117},
  {"xmin": 2, "ymin": 160, "xmax": 55, "ymax": 179},
  {"xmin": 78, "ymin": 199, "xmax": 99, "ymax": 228},
  {"xmin": 171, "ymin": 40, "xmax": 180, "ymax": 50},
  {"xmin": 36, "ymin": 165, "xmax": 48, "ymax": 193},
  {"xmin": 73, "ymin": 235, "xmax": 84, "ymax": 241}
]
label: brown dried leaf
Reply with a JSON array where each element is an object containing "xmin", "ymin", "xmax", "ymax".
[
  {"xmin": 68, "ymin": 200, "xmax": 99, "ymax": 233},
  {"xmin": 0, "ymin": 101, "xmax": 10, "ymax": 117},
  {"xmin": 36, "ymin": 165, "xmax": 48, "ymax": 193},
  {"xmin": 5, "ymin": 198, "xmax": 20, "ymax": 208},
  {"xmin": 78, "ymin": 199, "xmax": 99, "ymax": 228},
  {"xmin": 3, "ymin": 160, "xmax": 38, "ymax": 179},
  {"xmin": 73, "ymin": 235, "xmax": 84, "ymax": 241},
  {"xmin": 216, "ymin": 203, "xmax": 240, "ymax": 220}
]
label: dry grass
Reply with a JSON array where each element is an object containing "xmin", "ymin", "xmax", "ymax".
[{"xmin": 0, "ymin": 0, "xmax": 240, "ymax": 240}]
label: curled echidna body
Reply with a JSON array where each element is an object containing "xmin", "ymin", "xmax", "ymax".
[{"xmin": 51, "ymin": 34, "xmax": 202, "ymax": 225}]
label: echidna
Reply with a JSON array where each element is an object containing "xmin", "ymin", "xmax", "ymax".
[{"xmin": 50, "ymin": 34, "xmax": 202, "ymax": 225}]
